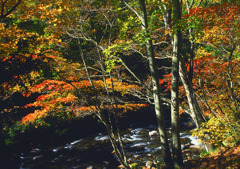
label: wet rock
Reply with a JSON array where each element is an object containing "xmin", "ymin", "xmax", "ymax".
[
  {"xmin": 148, "ymin": 130, "xmax": 158, "ymax": 137},
  {"xmin": 145, "ymin": 161, "xmax": 153, "ymax": 169},
  {"xmin": 181, "ymin": 143, "xmax": 191, "ymax": 150},
  {"xmin": 30, "ymin": 148, "xmax": 41, "ymax": 153}
]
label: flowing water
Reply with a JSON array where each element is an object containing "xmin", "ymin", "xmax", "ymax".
[{"xmin": 17, "ymin": 125, "xmax": 202, "ymax": 169}]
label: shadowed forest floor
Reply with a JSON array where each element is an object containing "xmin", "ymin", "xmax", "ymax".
[{"xmin": 183, "ymin": 144, "xmax": 240, "ymax": 169}]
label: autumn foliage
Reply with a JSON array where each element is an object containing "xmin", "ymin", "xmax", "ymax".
[
  {"xmin": 21, "ymin": 78, "xmax": 147, "ymax": 126},
  {"xmin": 157, "ymin": 1, "xmax": 240, "ymax": 147},
  {"xmin": 189, "ymin": 2, "xmax": 240, "ymax": 147},
  {"xmin": 0, "ymin": 2, "xmax": 240, "ymax": 166}
]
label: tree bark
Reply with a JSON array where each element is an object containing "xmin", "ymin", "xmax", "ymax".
[
  {"xmin": 138, "ymin": 0, "xmax": 174, "ymax": 168},
  {"xmin": 171, "ymin": 0, "xmax": 183, "ymax": 167},
  {"xmin": 179, "ymin": 56, "xmax": 214, "ymax": 152},
  {"xmin": 159, "ymin": 0, "xmax": 214, "ymax": 152}
]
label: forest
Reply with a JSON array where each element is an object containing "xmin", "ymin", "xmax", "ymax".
[{"xmin": 0, "ymin": 0, "xmax": 239, "ymax": 168}]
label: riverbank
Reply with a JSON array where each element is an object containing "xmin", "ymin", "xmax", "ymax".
[{"xmin": 183, "ymin": 144, "xmax": 240, "ymax": 169}]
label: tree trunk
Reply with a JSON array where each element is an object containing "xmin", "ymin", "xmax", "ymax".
[
  {"xmin": 179, "ymin": 56, "xmax": 214, "ymax": 152},
  {"xmin": 171, "ymin": 0, "xmax": 183, "ymax": 167},
  {"xmin": 159, "ymin": 0, "xmax": 214, "ymax": 153},
  {"xmin": 188, "ymin": 39, "xmax": 194, "ymax": 83},
  {"xmin": 77, "ymin": 38, "xmax": 130, "ymax": 168},
  {"xmin": 138, "ymin": 0, "xmax": 174, "ymax": 168}
]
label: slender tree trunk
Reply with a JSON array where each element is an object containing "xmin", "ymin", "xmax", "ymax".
[
  {"xmin": 179, "ymin": 57, "xmax": 214, "ymax": 152},
  {"xmin": 77, "ymin": 38, "xmax": 130, "ymax": 168},
  {"xmin": 138, "ymin": 0, "xmax": 173, "ymax": 168},
  {"xmin": 189, "ymin": 39, "xmax": 194, "ymax": 83},
  {"xmin": 171, "ymin": 0, "xmax": 183, "ymax": 167},
  {"xmin": 179, "ymin": 57, "xmax": 205, "ymax": 127},
  {"xmin": 158, "ymin": 0, "xmax": 213, "ymax": 153},
  {"xmin": 226, "ymin": 47, "xmax": 239, "ymax": 113}
]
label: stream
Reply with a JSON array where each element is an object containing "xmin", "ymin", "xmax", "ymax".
[{"xmin": 17, "ymin": 125, "xmax": 202, "ymax": 169}]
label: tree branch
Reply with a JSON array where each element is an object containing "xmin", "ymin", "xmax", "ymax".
[{"xmin": 0, "ymin": 0, "xmax": 21, "ymax": 20}]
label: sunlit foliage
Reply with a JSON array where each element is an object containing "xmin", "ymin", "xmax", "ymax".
[{"xmin": 187, "ymin": 2, "xmax": 240, "ymax": 147}]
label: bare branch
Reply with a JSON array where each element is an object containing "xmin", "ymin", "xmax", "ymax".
[
  {"xmin": 123, "ymin": 0, "xmax": 144, "ymax": 24},
  {"xmin": 0, "ymin": 0, "xmax": 21, "ymax": 20},
  {"xmin": 197, "ymin": 0, "xmax": 204, "ymax": 7}
]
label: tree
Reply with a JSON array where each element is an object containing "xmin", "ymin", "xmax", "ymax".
[
  {"xmin": 160, "ymin": 0, "xmax": 240, "ymax": 150},
  {"xmin": 3, "ymin": 0, "xmax": 239, "ymax": 168},
  {"xmin": 123, "ymin": 0, "xmax": 174, "ymax": 168},
  {"xmin": 1, "ymin": 1, "xmax": 148, "ymax": 167},
  {"xmin": 171, "ymin": 0, "xmax": 183, "ymax": 166},
  {"xmin": 188, "ymin": 1, "xmax": 240, "ymax": 148}
]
